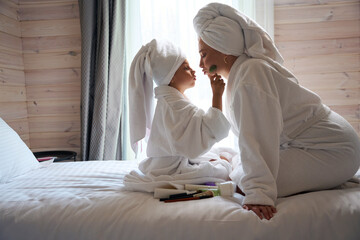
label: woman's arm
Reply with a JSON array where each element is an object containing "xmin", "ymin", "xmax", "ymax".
[{"xmin": 229, "ymin": 62, "xmax": 283, "ymax": 220}]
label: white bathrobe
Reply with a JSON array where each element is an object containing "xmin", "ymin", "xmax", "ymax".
[
  {"xmin": 124, "ymin": 86, "xmax": 235, "ymax": 192},
  {"xmin": 227, "ymin": 54, "xmax": 360, "ymax": 206}
]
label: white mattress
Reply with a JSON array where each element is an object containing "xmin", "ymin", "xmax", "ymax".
[{"xmin": 0, "ymin": 161, "xmax": 359, "ymax": 240}]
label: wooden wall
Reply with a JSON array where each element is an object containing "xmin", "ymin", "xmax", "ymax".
[
  {"xmin": 20, "ymin": 0, "xmax": 81, "ymax": 156},
  {"xmin": 0, "ymin": 0, "xmax": 81, "ymax": 157},
  {"xmin": 274, "ymin": 0, "xmax": 360, "ymax": 134},
  {"xmin": 0, "ymin": 0, "xmax": 30, "ymax": 145}
]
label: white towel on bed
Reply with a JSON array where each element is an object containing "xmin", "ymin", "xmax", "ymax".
[{"xmin": 123, "ymin": 147, "xmax": 239, "ymax": 192}]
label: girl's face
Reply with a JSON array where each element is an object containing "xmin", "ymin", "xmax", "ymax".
[
  {"xmin": 198, "ymin": 38, "xmax": 227, "ymax": 76},
  {"xmin": 169, "ymin": 60, "xmax": 196, "ymax": 93}
]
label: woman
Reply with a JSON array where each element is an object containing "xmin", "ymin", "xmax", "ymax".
[
  {"xmin": 193, "ymin": 3, "xmax": 360, "ymax": 220},
  {"xmin": 125, "ymin": 39, "xmax": 234, "ymax": 192}
]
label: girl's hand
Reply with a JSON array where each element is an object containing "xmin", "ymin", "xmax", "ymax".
[
  {"xmin": 243, "ymin": 204, "xmax": 277, "ymax": 220},
  {"xmin": 209, "ymin": 74, "xmax": 225, "ymax": 97},
  {"xmin": 209, "ymin": 74, "xmax": 225, "ymax": 111}
]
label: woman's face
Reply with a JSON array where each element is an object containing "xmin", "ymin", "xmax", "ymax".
[
  {"xmin": 169, "ymin": 60, "xmax": 196, "ymax": 93},
  {"xmin": 198, "ymin": 38, "xmax": 227, "ymax": 76}
]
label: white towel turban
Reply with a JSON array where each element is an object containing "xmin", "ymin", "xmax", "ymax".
[
  {"xmin": 193, "ymin": 3, "xmax": 297, "ymax": 82},
  {"xmin": 129, "ymin": 39, "xmax": 186, "ymax": 152}
]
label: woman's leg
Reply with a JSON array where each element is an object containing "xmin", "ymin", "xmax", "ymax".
[
  {"xmin": 276, "ymin": 147, "xmax": 358, "ymax": 197},
  {"xmin": 277, "ymin": 111, "xmax": 360, "ymax": 197}
]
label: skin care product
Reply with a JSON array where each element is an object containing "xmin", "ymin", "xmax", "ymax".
[
  {"xmin": 184, "ymin": 182, "xmax": 235, "ymax": 197},
  {"xmin": 209, "ymin": 65, "xmax": 217, "ymax": 73},
  {"xmin": 163, "ymin": 190, "xmax": 214, "ymax": 203},
  {"xmin": 154, "ymin": 188, "xmax": 196, "ymax": 199}
]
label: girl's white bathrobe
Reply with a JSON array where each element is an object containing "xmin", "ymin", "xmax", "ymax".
[
  {"xmin": 124, "ymin": 85, "xmax": 235, "ymax": 192},
  {"xmin": 227, "ymin": 54, "xmax": 360, "ymax": 206}
]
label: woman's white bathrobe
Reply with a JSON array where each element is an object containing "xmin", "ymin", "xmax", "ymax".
[
  {"xmin": 124, "ymin": 86, "xmax": 234, "ymax": 192},
  {"xmin": 227, "ymin": 54, "xmax": 360, "ymax": 206}
]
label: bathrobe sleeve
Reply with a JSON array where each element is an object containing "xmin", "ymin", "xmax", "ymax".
[
  {"xmin": 229, "ymin": 61, "xmax": 283, "ymax": 206},
  {"xmin": 162, "ymin": 98, "xmax": 231, "ymax": 159}
]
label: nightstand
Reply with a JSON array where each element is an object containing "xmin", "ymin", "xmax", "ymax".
[{"xmin": 33, "ymin": 151, "xmax": 77, "ymax": 162}]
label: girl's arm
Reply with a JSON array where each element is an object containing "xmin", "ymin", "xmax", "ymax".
[{"xmin": 210, "ymin": 74, "xmax": 225, "ymax": 111}]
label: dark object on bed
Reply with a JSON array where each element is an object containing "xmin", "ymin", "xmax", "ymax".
[{"xmin": 33, "ymin": 151, "xmax": 77, "ymax": 162}]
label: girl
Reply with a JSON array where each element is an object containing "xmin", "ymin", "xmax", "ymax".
[{"xmin": 125, "ymin": 39, "xmax": 236, "ymax": 192}]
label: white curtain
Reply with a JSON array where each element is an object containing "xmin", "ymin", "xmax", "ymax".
[{"xmin": 125, "ymin": 0, "xmax": 274, "ymax": 160}]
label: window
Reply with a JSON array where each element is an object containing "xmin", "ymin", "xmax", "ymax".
[{"xmin": 126, "ymin": 0, "xmax": 274, "ymax": 160}]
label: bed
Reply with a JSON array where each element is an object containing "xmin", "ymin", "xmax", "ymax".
[{"xmin": 1, "ymin": 119, "xmax": 360, "ymax": 240}]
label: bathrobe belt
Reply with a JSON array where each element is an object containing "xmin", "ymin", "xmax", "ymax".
[{"xmin": 288, "ymin": 105, "xmax": 331, "ymax": 140}]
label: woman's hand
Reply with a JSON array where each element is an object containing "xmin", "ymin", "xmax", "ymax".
[
  {"xmin": 243, "ymin": 204, "xmax": 277, "ymax": 220},
  {"xmin": 210, "ymin": 74, "xmax": 225, "ymax": 111}
]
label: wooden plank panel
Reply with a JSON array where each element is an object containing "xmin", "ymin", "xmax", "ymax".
[
  {"xmin": 26, "ymin": 82, "xmax": 81, "ymax": 101},
  {"xmin": 0, "ymin": 85, "xmax": 26, "ymax": 102},
  {"xmin": 283, "ymin": 53, "xmax": 359, "ymax": 74},
  {"xmin": 0, "ymin": 68, "xmax": 25, "ymax": 85},
  {"xmin": 25, "ymin": 68, "xmax": 80, "ymax": 85},
  {"xmin": 275, "ymin": 2, "xmax": 360, "ymax": 24},
  {"xmin": 346, "ymin": 120, "xmax": 360, "ymax": 134},
  {"xmin": 29, "ymin": 131, "xmax": 80, "ymax": 149},
  {"xmin": 28, "ymin": 115, "xmax": 80, "ymax": 133},
  {"xmin": 274, "ymin": 20, "xmax": 360, "ymax": 41},
  {"xmin": 22, "ymin": 35, "xmax": 81, "ymax": 53},
  {"xmin": 6, "ymin": 118, "xmax": 30, "ymax": 136},
  {"xmin": 275, "ymin": 0, "xmax": 360, "ymax": 136},
  {"xmin": 20, "ymin": 134, "xmax": 31, "ymax": 147},
  {"xmin": 0, "ymin": 50, "xmax": 24, "ymax": 70},
  {"xmin": 297, "ymin": 72, "xmax": 360, "ymax": 90},
  {"xmin": 19, "ymin": 0, "xmax": 77, "ymax": 4},
  {"xmin": 313, "ymin": 88, "xmax": 359, "ymax": 106},
  {"xmin": 0, "ymin": 31, "xmax": 22, "ymax": 54},
  {"xmin": 276, "ymin": 37, "xmax": 360, "ymax": 59},
  {"xmin": 21, "ymin": 19, "xmax": 80, "ymax": 37},
  {"xmin": 0, "ymin": 14, "xmax": 21, "ymax": 37},
  {"xmin": 0, "ymin": 0, "xmax": 18, "ymax": 20},
  {"xmin": 9, "ymin": 0, "xmax": 19, "ymax": 4},
  {"xmin": 23, "ymin": 51, "xmax": 80, "ymax": 70},
  {"xmin": 27, "ymin": 99, "xmax": 80, "ymax": 117},
  {"xmin": 0, "ymin": 102, "xmax": 28, "ymax": 120},
  {"xmin": 274, "ymin": 0, "xmax": 358, "ymax": 6},
  {"xmin": 329, "ymin": 104, "xmax": 359, "ymax": 121},
  {"xmin": 30, "ymin": 147, "xmax": 80, "ymax": 160},
  {"xmin": 19, "ymin": 2, "xmax": 79, "ymax": 21}
]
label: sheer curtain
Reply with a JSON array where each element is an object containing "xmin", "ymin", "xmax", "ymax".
[{"xmin": 125, "ymin": 0, "xmax": 274, "ymax": 160}]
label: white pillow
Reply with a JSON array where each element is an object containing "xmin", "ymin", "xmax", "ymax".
[{"xmin": 0, "ymin": 118, "xmax": 40, "ymax": 183}]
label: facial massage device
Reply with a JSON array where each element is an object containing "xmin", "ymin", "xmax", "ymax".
[{"xmin": 209, "ymin": 65, "xmax": 217, "ymax": 73}]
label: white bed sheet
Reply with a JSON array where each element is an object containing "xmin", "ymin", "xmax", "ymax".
[{"xmin": 0, "ymin": 161, "xmax": 359, "ymax": 240}]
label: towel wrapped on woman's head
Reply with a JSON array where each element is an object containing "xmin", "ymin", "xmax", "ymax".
[
  {"xmin": 193, "ymin": 2, "xmax": 297, "ymax": 82},
  {"xmin": 129, "ymin": 39, "xmax": 186, "ymax": 152}
]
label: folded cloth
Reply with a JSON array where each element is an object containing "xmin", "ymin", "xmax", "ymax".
[{"xmin": 123, "ymin": 147, "xmax": 238, "ymax": 192}]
